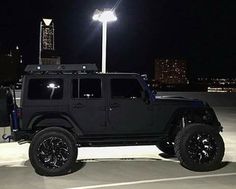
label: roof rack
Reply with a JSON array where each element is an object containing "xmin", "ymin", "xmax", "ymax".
[{"xmin": 25, "ymin": 64, "xmax": 98, "ymax": 74}]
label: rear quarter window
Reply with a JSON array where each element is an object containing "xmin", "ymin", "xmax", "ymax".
[{"xmin": 28, "ymin": 79, "xmax": 63, "ymax": 100}]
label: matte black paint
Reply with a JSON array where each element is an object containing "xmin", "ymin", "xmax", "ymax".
[{"xmin": 13, "ymin": 71, "xmax": 221, "ymax": 146}]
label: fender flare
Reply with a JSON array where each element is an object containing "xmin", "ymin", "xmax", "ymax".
[
  {"xmin": 164, "ymin": 106, "xmax": 220, "ymax": 137},
  {"xmin": 28, "ymin": 112, "xmax": 83, "ymax": 136}
]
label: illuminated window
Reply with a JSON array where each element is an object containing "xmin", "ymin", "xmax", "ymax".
[{"xmin": 28, "ymin": 79, "xmax": 63, "ymax": 100}]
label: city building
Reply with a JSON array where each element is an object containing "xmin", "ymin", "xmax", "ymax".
[
  {"xmin": 0, "ymin": 46, "xmax": 22, "ymax": 84},
  {"xmin": 39, "ymin": 18, "xmax": 60, "ymax": 65},
  {"xmin": 154, "ymin": 59, "xmax": 188, "ymax": 85}
]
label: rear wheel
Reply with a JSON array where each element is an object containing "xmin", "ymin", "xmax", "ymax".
[
  {"xmin": 29, "ymin": 127, "xmax": 78, "ymax": 176},
  {"xmin": 175, "ymin": 124, "xmax": 225, "ymax": 171}
]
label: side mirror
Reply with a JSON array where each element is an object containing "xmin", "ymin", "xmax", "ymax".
[{"xmin": 141, "ymin": 90, "xmax": 150, "ymax": 104}]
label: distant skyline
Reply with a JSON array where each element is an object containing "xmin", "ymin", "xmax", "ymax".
[{"xmin": 0, "ymin": 0, "xmax": 235, "ymax": 78}]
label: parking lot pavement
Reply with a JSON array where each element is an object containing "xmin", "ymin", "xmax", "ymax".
[{"xmin": 0, "ymin": 107, "xmax": 236, "ymax": 189}]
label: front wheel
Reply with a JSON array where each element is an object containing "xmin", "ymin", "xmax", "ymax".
[
  {"xmin": 175, "ymin": 124, "xmax": 225, "ymax": 171},
  {"xmin": 29, "ymin": 127, "xmax": 78, "ymax": 176}
]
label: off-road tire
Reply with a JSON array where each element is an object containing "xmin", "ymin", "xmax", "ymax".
[
  {"xmin": 175, "ymin": 123, "xmax": 224, "ymax": 171},
  {"xmin": 29, "ymin": 127, "xmax": 78, "ymax": 176}
]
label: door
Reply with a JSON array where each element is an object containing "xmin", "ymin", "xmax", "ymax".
[
  {"xmin": 108, "ymin": 78, "xmax": 153, "ymax": 134},
  {"xmin": 70, "ymin": 77, "xmax": 106, "ymax": 135}
]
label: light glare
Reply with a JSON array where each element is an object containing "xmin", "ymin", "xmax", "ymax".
[
  {"xmin": 48, "ymin": 83, "xmax": 55, "ymax": 89},
  {"xmin": 93, "ymin": 10, "xmax": 117, "ymax": 23},
  {"xmin": 47, "ymin": 83, "xmax": 60, "ymax": 89}
]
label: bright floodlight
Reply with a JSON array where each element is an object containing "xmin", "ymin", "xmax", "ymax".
[
  {"xmin": 93, "ymin": 9, "xmax": 118, "ymax": 73},
  {"xmin": 93, "ymin": 9, "xmax": 117, "ymax": 23}
]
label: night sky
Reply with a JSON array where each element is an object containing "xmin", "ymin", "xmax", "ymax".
[{"xmin": 0, "ymin": 0, "xmax": 235, "ymax": 78}]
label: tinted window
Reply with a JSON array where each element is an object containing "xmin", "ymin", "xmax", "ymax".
[
  {"xmin": 111, "ymin": 79, "xmax": 143, "ymax": 98},
  {"xmin": 28, "ymin": 79, "xmax": 63, "ymax": 100},
  {"xmin": 79, "ymin": 79, "xmax": 101, "ymax": 98}
]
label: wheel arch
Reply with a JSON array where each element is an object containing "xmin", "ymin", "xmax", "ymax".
[
  {"xmin": 28, "ymin": 112, "xmax": 83, "ymax": 136},
  {"xmin": 162, "ymin": 108, "xmax": 187, "ymax": 139},
  {"xmin": 163, "ymin": 106, "xmax": 219, "ymax": 140}
]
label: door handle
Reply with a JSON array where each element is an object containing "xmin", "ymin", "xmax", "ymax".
[
  {"xmin": 73, "ymin": 103, "xmax": 85, "ymax": 109},
  {"xmin": 110, "ymin": 103, "xmax": 120, "ymax": 108}
]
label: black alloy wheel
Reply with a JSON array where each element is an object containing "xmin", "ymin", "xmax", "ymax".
[
  {"xmin": 186, "ymin": 132, "xmax": 217, "ymax": 164},
  {"xmin": 29, "ymin": 127, "xmax": 78, "ymax": 176},
  {"xmin": 37, "ymin": 136, "xmax": 70, "ymax": 169}
]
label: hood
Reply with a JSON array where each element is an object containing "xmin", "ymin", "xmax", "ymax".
[{"xmin": 154, "ymin": 95, "xmax": 207, "ymax": 107}]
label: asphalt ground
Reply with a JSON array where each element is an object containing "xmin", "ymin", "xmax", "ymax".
[{"xmin": 0, "ymin": 107, "xmax": 235, "ymax": 189}]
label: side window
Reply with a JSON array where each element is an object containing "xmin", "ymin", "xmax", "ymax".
[
  {"xmin": 111, "ymin": 79, "xmax": 143, "ymax": 99},
  {"xmin": 28, "ymin": 79, "xmax": 63, "ymax": 100},
  {"xmin": 79, "ymin": 79, "xmax": 101, "ymax": 98}
]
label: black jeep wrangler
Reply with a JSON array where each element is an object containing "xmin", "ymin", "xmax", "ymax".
[{"xmin": 0, "ymin": 64, "xmax": 224, "ymax": 176}]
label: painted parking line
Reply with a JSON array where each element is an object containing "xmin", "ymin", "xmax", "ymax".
[{"xmin": 67, "ymin": 172, "xmax": 236, "ymax": 189}]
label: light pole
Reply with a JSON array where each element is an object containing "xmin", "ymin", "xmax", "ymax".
[{"xmin": 93, "ymin": 9, "xmax": 117, "ymax": 73}]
